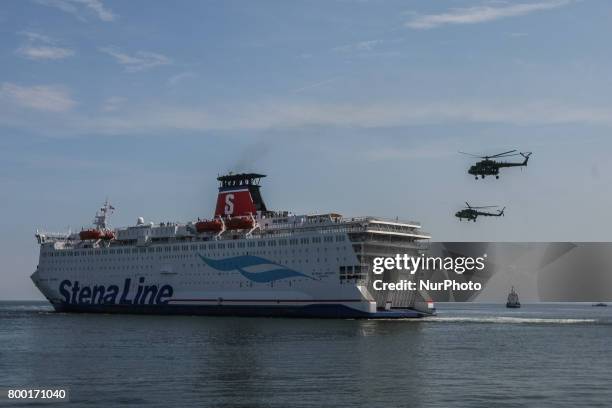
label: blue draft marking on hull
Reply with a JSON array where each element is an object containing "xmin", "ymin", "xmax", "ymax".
[
  {"xmin": 197, "ymin": 254, "xmax": 315, "ymax": 283},
  {"xmin": 50, "ymin": 303, "xmax": 430, "ymax": 319}
]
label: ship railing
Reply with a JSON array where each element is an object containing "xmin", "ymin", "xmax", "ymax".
[
  {"xmin": 259, "ymin": 216, "xmax": 422, "ymax": 232},
  {"xmin": 349, "ymin": 216, "xmax": 422, "ymax": 228},
  {"xmin": 35, "ymin": 230, "xmax": 71, "ymax": 243},
  {"xmin": 355, "ymin": 239, "xmax": 430, "ymax": 250},
  {"xmin": 253, "ymin": 224, "xmax": 430, "ymax": 240}
]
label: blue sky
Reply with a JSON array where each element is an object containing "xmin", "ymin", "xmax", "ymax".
[{"xmin": 1, "ymin": 0, "xmax": 612, "ymax": 299}]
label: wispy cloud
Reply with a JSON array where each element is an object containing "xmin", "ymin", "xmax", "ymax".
[
  {"xmin": 293, "ymin": 77, "xmax": 339, "ymax": 93},
  {"xmin": 99, "ymin": 47, "xmax": 172, "ymax": 72},
  {"xmin": 333, "ymin": 40, "xmax": 382, "ymax": 53},
  {"xmin": 167, "ymin": 71, "xmax": 197, "ymax": 86},
  {"xmin": 35, "ymin": 0, "xmax": 116, "ymax": 22},
  {"xmin": 42, "ymin": 100, "xmax": 612, "ymax": 135},
  {"xmin": 18, "ymin": 46, "xmax": 74, "ymax": 60},
  {"xmin": 3, "ymin": 96, "xmax": 612, "ymax": 136},
  {"xmin": 19, "ymin": 31, "xmax": 53, "ymax": 43},
  {"xmin": 0, "ymin": 83, "xmax": 76, "ymax": 112},
  {"xmin": 101, "ymin": 96, "xmax": 126, "ymax": 112},
  {"xmin": 16, "ymin": 31, "xmax": 75, "ymax": 60},
  {"xmin": 405, "ymin": 1, "xmax": 572, "ymax": 29}
]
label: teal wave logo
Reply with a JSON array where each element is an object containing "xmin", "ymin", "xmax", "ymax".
[{"xmin": 198, "ymin": 254, "xmax": 314, "ymax": 283}]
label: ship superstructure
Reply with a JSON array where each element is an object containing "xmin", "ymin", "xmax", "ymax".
[{"xmin": 32, "ymin": 173, "xmax": 434, "ymax": 318}]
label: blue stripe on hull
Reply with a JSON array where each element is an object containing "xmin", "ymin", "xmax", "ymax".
[{"xmin": 51, "ymin": 303, "xmax": 430, "ymax": 319}]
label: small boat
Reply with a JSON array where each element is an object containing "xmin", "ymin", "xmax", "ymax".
[
  {"xmin": 79, "ymin": 229, "xmax": 115, "ymax": 240},
  {"xmin": 195, "ymin": 219, "xmax": 223, "ymax": 233},
  {"xmin": 225, "ymin": 217, "xmax": 255, "ymax": 230},
  {"xmin": 79, "ymin": 229, "xmax": 103, "ymax": 240},
  {"xmin": 506, "ymin": 287, "xmax": 521, "ymax": 308},
  {"xmin": 592, "ymin": 303, "xmax": 608, "ymax": 307}
]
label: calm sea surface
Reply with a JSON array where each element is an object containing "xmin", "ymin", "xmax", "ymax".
[{"xmin": 1, "ymin": 302, "xmax": 611, "ymax": 407}]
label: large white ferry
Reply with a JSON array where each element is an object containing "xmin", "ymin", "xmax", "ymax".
[{"xmin": 32, "ymin": 173, "xmax": 434, "ymax": 318}]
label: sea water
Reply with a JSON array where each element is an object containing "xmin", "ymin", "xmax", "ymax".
[{"xmin": 1, "ymin": 302, "xmax": 611, "ymax": 407}]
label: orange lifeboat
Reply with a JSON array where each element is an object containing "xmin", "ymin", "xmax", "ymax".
[
  {"xmin": 79, "ymin": 229, "xmax": 103, "ymax": 240},
  {"xmin": 79, "ymin": 229, "xmax": 115, "ymax": 240},
  {"xmin": 195, "ymin": 219, "xmax": 223, "ymax": 233},
  {"xmin": 225, "ymin": 217, "xmax": 255, "ymax": 230}
]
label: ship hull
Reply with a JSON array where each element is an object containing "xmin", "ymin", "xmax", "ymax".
[
  {"xmin": 506, "ymin": 303, "xmax": 521, "ymax": 308},
  {"xmin": 50, "ymin": 302, "xmax": 430, "ymax": 318}
]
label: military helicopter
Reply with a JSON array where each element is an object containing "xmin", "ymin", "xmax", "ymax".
[
  {"xmin": 455, "ymin": 202, "xmax": 505, "ymax": 222},
  {"xmin": 460, "ymin": 150, "xmax": 532, "ymax": 179}
]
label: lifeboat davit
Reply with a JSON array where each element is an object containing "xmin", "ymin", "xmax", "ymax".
[
  {"xmin": 79, "ymin": 229, "xmax": 115, "ymax": 240},
  {"xmin": 195, "ymin": 219, "xmax": 223, "ymax": 233},
  {"xmin": 102, "ymin": 230, "xmax": 115, "ymax": 240},
  {"xmin": 225, "ymin": 217, "xmax": 255, "ymax": 230}
]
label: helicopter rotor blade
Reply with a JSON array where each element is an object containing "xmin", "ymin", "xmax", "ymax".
[
  {"xmin": 468, "ymin": 205, "xmax": 499, "ymax": 209},
  {"xmin": 459, "ymin": 149, "xmax": 519, "ymax": 159},
  {"xmin": 488, "ymin": 149, "xmax": 517, "ymax": 158}
]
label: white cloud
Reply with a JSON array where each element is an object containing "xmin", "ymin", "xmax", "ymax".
[
  {"xmin": 99, "ymin": 47, "xmax": 172, "ymax": 72},
  {"xmin": 18, "ymin": 46, "xmax": 75, "ymax": 60},
  {"xmin": 0, "ymin": 83, "xmax": 76, "ymax": 112},
  {"xmin": 35, "ymin": 0, "xmax": 116, "ymax": 22},
  {"xmin": 16, "ymin": 31, "xmax": 75, "ymax": 60},
  {"xmin": 405, "ymin": 1, "xmax": 572, "ymax": 29}
]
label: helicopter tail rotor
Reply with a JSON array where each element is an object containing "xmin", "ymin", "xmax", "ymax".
[{"xmin": 520, "ymin": 152, "xmax": 532, "ymax": 165}]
